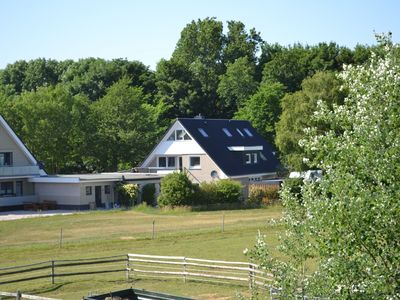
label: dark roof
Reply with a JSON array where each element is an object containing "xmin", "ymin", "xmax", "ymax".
[{"xmin": 178, "ymin": 118, "xmax": 280, "ymax": 177}]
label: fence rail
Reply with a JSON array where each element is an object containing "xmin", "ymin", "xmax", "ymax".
[
  {"xmin": 0, "ymin": 254, "xmax": 277, "ymax": 299},
  {"xmin": 0, "ymin": 291, "xmax": 59, "ymax": 300},
  {"xmin": 127, "ymin": 253, "xmax": 273, "ymax": 288}
]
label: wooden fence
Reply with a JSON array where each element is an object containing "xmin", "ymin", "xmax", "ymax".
[
  {"xmin": 0, "ymin": 255, "xmax": 126, "ymax": 286},
  {"xmin": 0, "ymin": 291, "xmax": 59, "ymax": 300},
  {"xmin": 127, "ymin": 253, "xmax": 273, "ymax": 288}
]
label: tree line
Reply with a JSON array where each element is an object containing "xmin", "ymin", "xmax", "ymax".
[{"xmin": 0, "ymin": 17, "xmax": 374, "ymax": 174}]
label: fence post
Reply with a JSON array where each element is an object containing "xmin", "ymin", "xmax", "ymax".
[
  {"xmin": 222, "ymin": 214, "xmax": 225, "ymax": 232},
  {"xmin": 51, "ymin": 260, "xmax": 55, "ymax": 284},
  {"xmin": 248, "ymin": 263, "xmax": 254, "ymax": 289},
  {"xmin": 152, "ymin": 219, "xmax": 155, "ymax": 239},
  {"xmin": 126, "ymin": 255, "xmax": 130, "ymax": 282},
  {"xmin": 16, "ymin": 291, "xmax": 21, "ymax": 300},
  {"xmin": 183, "ymin": 257, "xmax": 187, "ymax": 283}
]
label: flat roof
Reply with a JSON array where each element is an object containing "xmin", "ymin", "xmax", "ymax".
[{"xmin": 28, "ymin": 172, "xmax": 164, "ymax": 184}]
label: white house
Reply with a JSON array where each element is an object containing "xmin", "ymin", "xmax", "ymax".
[
  {"xmin": 140, "ymin": 117, "xmax": 280, "ymax": 185},
  {"xmin": 0, "ymin": 115, "xmax": 162, "ymax": 211}
]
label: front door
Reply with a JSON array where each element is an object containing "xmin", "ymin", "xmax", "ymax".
[
  {"xmin": 179, "ymin": 157, "xmax": 183, "ymax": 171},
  {"xmin": 95, "ymin": 186, "xmax": 102, "ymax": 208}
]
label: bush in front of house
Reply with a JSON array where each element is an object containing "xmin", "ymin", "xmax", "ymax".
[
  {"xmin": 141, "ymin": 183, "xmax": 156, "ymax": 206},
  {"xmin": 196, "ymin": 181, "xmax": 219, "ymax": 205},
  {"xmin": 157, "ymin": 172, "xmax": 195, "ymax": 207},
  {"xmin": 116, "ymin": 183, "xmax": 139, "ymax": 207},
  {"xmin": 214, "ymin": 179, "xmax": 242, "ymax": 204},
  {"xmin": 247, "ymin": 184, "xmax": 280, "ymax": 207}
]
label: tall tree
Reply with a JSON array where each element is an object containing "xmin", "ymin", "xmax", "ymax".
[
  {"xmin": 156, "ymin": 18, "xmax": 263, "ymax": 119},
  {"xmin": 234, "ymin": 82, "xmax": 285, "ymax": 143},
  {"xmin": 248, "ymin": 35, "xmax": 400, "ymax": 299},
  {"xmin": 11, "ymin": 85, "xmax": 90, "ymax": 174},
  {"xmin": 217, "ymin": 56, "xmax": 258, "ymax": 117},
  {"xmin": 90, "ymin": 77, "xmax": 158, "ymax": 171},
  {"xmin": 275, "ymin": 71, "xmax": 345, "ymax": 170}
]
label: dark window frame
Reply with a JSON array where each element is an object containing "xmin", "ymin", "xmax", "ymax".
[{"xmin": 86, "ymin": 186, "xmax": 92, "ymax": 196}]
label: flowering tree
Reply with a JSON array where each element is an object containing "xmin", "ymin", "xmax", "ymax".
[{"xmin": 248, "ymin": 34, "xmax": 400, "ymax": 299}]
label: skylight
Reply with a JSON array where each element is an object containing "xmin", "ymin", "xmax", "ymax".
[
  {"xmin": 236, "ymin": 128, "xmax": 244, "ymax": 137},
  {"xmin": 222, "ymin": 128, "xmax": 232, "ymax": 137},
  {"xmin": 243, "ymin": 128, "xmax": 253, "ymax": 137},
  {"xmin": 198, "ymin": 128, "xmax": 208, "ymax": 137}
]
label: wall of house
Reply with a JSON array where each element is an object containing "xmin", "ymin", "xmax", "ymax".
[
  {"xmin": 147, "ymin": 154, "xmax": 226, "ymax": 182},
  {"xmin": 0, "ymin": 125, "xmax": 31, "ymax": 166},
  {"xmin": 0, "ymin": 179, "xmax": 38, "ymax": 209},
  {"xmin": 181, "ymin": 154, "xmax": 226, "ymax": 182},
  {"xmin": 35, "ymin": 183, "xmax": 81, "ymax": 208},
  {"xmin": 79, "ymin": 182, "xmax": 115, "ymax": 209}
]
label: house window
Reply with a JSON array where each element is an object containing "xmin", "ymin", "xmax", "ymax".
[
  {"xmin": 190, "ymin": 156, "xmax": 201, "ymax": 169},
  {"xmin": 245, "ymin": 153, "xmax": 252, "ymax": 164},
  {"xmin": 168, "ymin": 157, "xmax": 176, "ymax": 168},
  {"xmin": 158, "ymin": 157, "xmax": 166, "ymax": 168},
  {"xmin": 16, "ymin": 181, "xmax": 23, "ymax": 196},
  {"xmin": 236, "ymin": 128, "xmax": 244, "ymax": 137},
  {"xmin": 0, "ymin": 152, "xmax": 13, "ymax": 166},
  {"xmin": 198, "ymin": 128, "xmax": 208, "ymax": 137},
  {"xmin": 158, "ymin": 156, "xmax": 176, "ymax": 168},
  {"xmin": 222, "ymin": 128, "xmax": 232, "ymax": 137},
  {"xmin": 244, "ymin": 152, "xmax": 259, "ymax": 165},
  {"xmin": 86, "ymin": 186, "xmax": 92, "ymax": 196},
  {"xmin": 167, "ymin": 130, "xmax": 191, "ymax": 141},
  {"xmin": 105, "ymin": 185, "xmax": 111, "ymax": 194},
  {"xmin": 243, "ymin": 128, "xmax": 253, "ymax": 137},
  {"xmin": 0, "ymin": 182, "xmax": 14, "ymax": 196}
]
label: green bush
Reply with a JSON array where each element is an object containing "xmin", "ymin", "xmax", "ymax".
[
  {"xmin": 247, "ymin": 184, "xmax": 280, "ymax": 207},
  {"xmin": 141, "ymin": 183, "xmax": 156, "ymax": 206},
  {"xmin": 196, "ymin": 181, "xmax": 219, "ymax": 205},
  {"xmin": 215, "ymin": 179, "xmax": 242, "ymax": 204},
  {"xmin": 157, "ymin": 172, "xmax": 195, "ymax": 207},
  {"xmin": 116, "ymin": 183, "xmax": 139, "ymax": 207}
]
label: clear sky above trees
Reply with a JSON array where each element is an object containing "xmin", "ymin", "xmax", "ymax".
[{"xmin": 1, "ymin": 0, "xmax": 399, "ymax": 70}]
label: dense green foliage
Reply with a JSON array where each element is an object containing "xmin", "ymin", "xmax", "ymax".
[
  {"xmin": 0, "ymin": 18, "xmax": 374, "ymax": 173},
  {"xmin": 116, "ymin": 183, "xmax": 139, "ymax": 207},
  {"xmin": 141, "ymin": 183, "xmax": 156, "ymax": 206},
  {"xmin": 214, "ymin": 179, "xmax": 243, "ymax": 204},
  {"xmin": 157, "ymin": 172, "xmax": 195, "ymax": 207},
  {"xmin": 247, "ymin": 35, "xmax": 400, "ymax": 299},
  {"xmin": 275, "ymin": 71, "xmax": 345, "ymax": 170},
  {"xmin": 158, "ymin": 173, "xmax": 242, "ymax": 207},
  {"xmin": 246, "ymin": 184, "xmax": 280, "ymax": 206}
]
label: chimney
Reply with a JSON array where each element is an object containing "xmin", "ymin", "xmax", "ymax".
[{"xmin": 194, "ymin": 114, "xmax": 204, "ymax": 119}]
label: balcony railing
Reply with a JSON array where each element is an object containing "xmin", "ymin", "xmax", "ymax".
[{"xmin": 0, "ymin": 165, "xmax": 41, "ymax": 177}]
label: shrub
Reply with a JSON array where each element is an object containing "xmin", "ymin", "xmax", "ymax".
[
  {"xmin": 116, "ymin": 183, "xmax": 139, "ymax": 207},
  {"xmin": 141, "ymin": 183, "xmax": 156, "ymax": 206},
  {"xmin": 247, "ymin": 184, "xmax": 280, "ymax": 207},
  {"xmin": 196, "ymin": 181, "xmax": 219, "ymax": 205},
  {"xmin": 215, "ymin": 179, "xmax": 242, "ymax": 204},
  {"xmin": 157, "ymin": 172, "xmax": 195, "ymax": 207}
]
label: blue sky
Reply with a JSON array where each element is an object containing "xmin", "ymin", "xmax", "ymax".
[{"xmin": 1, "ymin": 0, "xmax": 399, "ymax": 70}]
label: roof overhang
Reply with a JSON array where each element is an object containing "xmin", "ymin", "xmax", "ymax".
[
  {"xmin": 229, "ymin": 172, "xmax": 277, "ymax": 179},
  {"xmin": 227, "ymin": 146, "xmax": 263, "ymax": 151}
]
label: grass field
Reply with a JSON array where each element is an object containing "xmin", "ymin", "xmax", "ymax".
[{"xmin": 0, "ymin": 205, "xmax": 284, "ymax": 299}]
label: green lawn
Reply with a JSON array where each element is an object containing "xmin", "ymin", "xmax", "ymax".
[{"xmin": 0, "ymin": 205, "xmax": 283, "ymax": 299}]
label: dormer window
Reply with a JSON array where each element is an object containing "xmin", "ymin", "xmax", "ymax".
[
  {"xmin": 167, "ymin": 130, "xmax": 191, "ymax": 141},
  {"xmin": 0, "ymin": 152, "xmax": 12, "ymax": 166}
]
